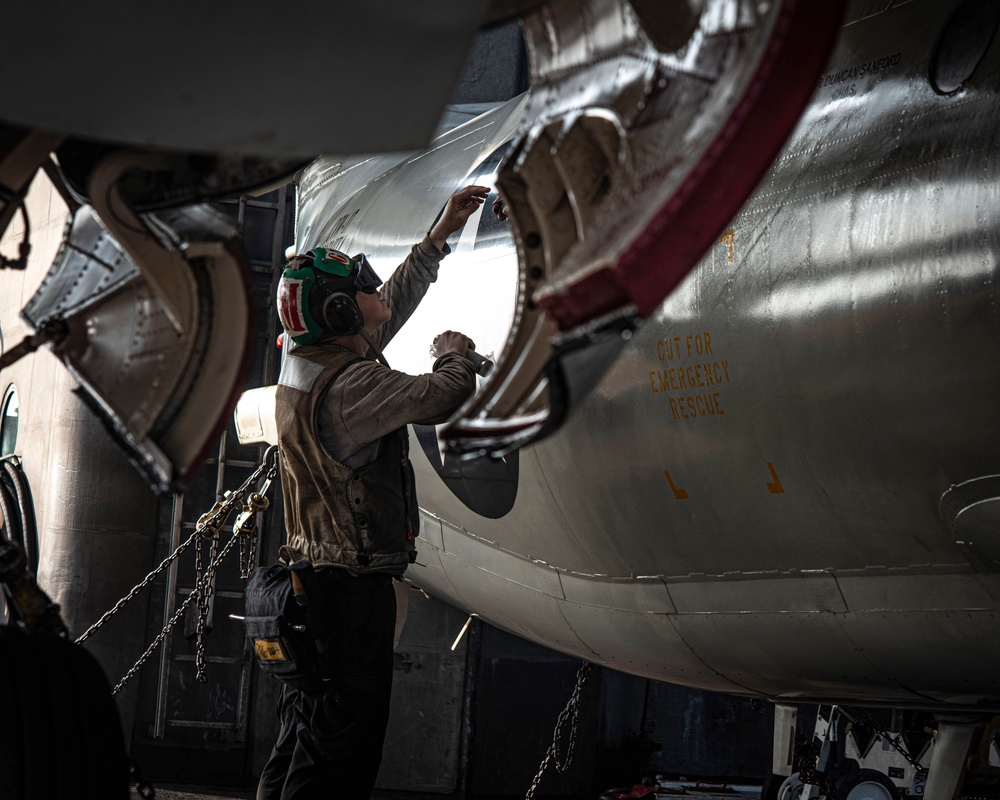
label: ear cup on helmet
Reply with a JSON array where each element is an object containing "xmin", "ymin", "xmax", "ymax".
[{"xmin": 320, "ymin": 292, "xmax": 364, "ymax": 336}]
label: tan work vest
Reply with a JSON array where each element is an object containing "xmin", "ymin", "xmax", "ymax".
[{"xmin": 275, "ymin": 345, "xmax": 418, "ymax": 575}]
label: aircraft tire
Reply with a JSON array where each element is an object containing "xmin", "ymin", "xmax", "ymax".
[
  {"xmin": 834, "ymin": 768, "xmax": 899, "ymax": 800},
  {"xmin": 764, "ymin": 772, "xmax": 812, "ymax": 800},
  {"xmin": 760, "ymin": 773, "xmax": 784, "ymax": 800}
]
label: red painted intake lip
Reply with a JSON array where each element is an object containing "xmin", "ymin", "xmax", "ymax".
[{"xmin": 537, "ymin": 0, "xmax": 848, "ymax": 332}]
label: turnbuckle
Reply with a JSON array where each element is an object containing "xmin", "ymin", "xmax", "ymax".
[
  {"xmin": 233, "ymin": 492, "xmax": 269, "ymax": 538},
  {"xmin": 196, "ymin": 498, "xmax": 227, "ymax": 539}
]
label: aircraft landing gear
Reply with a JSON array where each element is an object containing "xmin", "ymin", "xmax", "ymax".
[
  {"xmin": 766, "ymin": 704, "xmax": 915, "ymax": 799},
  {"xmin": 768, "ymin": 702, "xmax": 1000, "ymax": 800},
  {"xmin": 767, "ymin": 768, "xmax": 899, "ymax": 800},
  {"xmin": 833, "ymin": 769, "xmax": 899, "ymax": 800},
  {"xmin": 767, "ymin": 772, "xmax": 804, "ymax": 800}
]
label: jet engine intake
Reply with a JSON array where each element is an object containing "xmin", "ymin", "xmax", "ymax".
[{"xmin": 442, "ymin": 0, "xmax": 848, "ymax": 459}]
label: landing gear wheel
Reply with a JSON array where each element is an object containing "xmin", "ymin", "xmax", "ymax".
[
  {"xmin": 760, "ymin": 774, "xmax": 787, "ymax": 800},
  {"xmin": 835, "ymin": 769, "xmax": 899, "ymax": 800},
  {"xmin": 773, "ymin": 772, "xmax": 807, "ymax": 800}
]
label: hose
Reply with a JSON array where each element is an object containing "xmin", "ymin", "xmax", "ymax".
[
  {"xmin": 0, "ymin": 458, "xmax": 38, "ymax": 576},
  {"xmin": 0, "ymin": 470, "xmax": 22, "ymax": 548}
]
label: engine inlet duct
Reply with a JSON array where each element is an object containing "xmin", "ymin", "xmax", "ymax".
[
  {"xmin": 442, "ymin": 0, "xmax": 847, "ymax": 459},
  {"xmin": 21, "ymin": 168, "xmax": 254, "ymax": 493}
]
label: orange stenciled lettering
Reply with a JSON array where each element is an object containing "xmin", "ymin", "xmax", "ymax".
[
  {"xmin": 648, "ymin": 332, "xmax": 729, "ymax": 421},
  {"xmin": 662, "ymin": 392, "xmax": 727, "ymax": 419},
  {"xmin": 720, "ymin": 230, "xmax": 734, "ymax": 264}
]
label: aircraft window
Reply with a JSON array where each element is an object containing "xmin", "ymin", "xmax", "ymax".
[{"xmin": 1, "ymin": 385, "xmax": 18, "ymax": 457}]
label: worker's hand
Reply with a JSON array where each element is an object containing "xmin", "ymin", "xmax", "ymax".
[
  {"xmin": 492, "ymin": 197, "xmax": 509, "ymax": 222},
  {"xmin": 432, "ymin": 330, "xmax": 476, "ymax": 358},
  {"xmin": 429, "ymin": 185, "xmax": 490, "ymax": 251}
]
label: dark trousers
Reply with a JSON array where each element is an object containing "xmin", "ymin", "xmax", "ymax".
[{"xmin": 257, "ymin": 572, "xmax": 396, "ymax": 800}]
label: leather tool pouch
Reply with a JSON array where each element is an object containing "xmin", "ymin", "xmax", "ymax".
[{"xmin": 243, "ymin": 561, "xmax": 332, "ymax": 690}]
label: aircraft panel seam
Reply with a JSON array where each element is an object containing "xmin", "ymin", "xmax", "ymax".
[
  {"xmin": 827, "ymin": 607, "xmax": 936, "ymax": 705},
  {"xmin": 419, "ymin": 540, "xmax": 479, "ymax": 613},
  {"xmin": 300, "ymin": 156, "xmax": 386, "ymax": 198},
  {"xmin": 750, "ymin": 139, "xmax": 990, "ymax": 214},
  {"xmin": 550, "ymin": 598, "xmax": 603, "ymax": 661},
  {"xmin": 472, "ymin": 563, "xmax": 567, "ymax": 598},
  {"xmin": 774, "ymin": 92, "xmax": 983, "ymax": 166},
  {"xmin": 658, "ymin": 608, "xmax": 760, "ymax": 697},
  {"xmin": 527, "ymin": 448, "xmax": 606, "ymax": 574},
  {"xmin": 405, "ymin": 121, "xmax": 502, "ymax": 165}
]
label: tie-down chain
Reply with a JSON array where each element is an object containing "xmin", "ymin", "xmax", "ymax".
[{"xmin": 74, "ymin": 445, "xmax": 279, "ymax": 695}]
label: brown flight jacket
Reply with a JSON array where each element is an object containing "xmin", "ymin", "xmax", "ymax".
[{"xmin": 275, "ymin": 237, "xmax": 477, "ymax": 575}]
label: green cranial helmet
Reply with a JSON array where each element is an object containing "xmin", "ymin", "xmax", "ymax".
[{"xmin": 276, "ymin": 248, "xmax": 382, "ymax": 344}]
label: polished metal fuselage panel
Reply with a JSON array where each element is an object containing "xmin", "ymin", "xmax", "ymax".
[{"xmin": 294, "ymin": 0, "xmax": 1000, "ymax": 710}]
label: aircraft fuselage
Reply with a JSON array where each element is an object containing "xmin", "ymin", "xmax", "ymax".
[{"xmin": 294, "ymin": 0, "xmax": 1000, "ymax": 712}]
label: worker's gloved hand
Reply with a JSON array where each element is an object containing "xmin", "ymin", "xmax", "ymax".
[
  {"xmin": 429, "ymin": 185, "xmax": 490, "ymax": 250},
  {"xmin": 433, "ymin": 330, "xmax": 476, "ymax": 358},
  {"xmin": 492, "ymin": 197, "xmax": 509, "ymax": 221}
]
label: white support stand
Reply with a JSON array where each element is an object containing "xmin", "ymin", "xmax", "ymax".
[
  {"xmin": 923, "ymin": 717, "xmax": 979, "ymax": 800},
  {"xmin": 773, "ymin": 704, "xmax": 798, "ymax": 777}
]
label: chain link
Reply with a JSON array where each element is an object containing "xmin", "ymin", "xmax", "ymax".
[
  {"xmin": 238, "ymin": 509, "xmax": 255, "ymax": 580},
  {"xmin": 525, "ymin": 661, "xmax": 592, "ymax": 800},
  {"xmin": 113, "ymin": 528, "xmax": 244, "ymax": 695},
  {"xmin": 236, "ymin": 492, "xmax": 269, "ymax": 578},
  {"xmin": 106, "ymin": 445, "xmax": 280, "ymax": 695},
  {"xmin": 75, "ymin": 446, "xmax": 278, "ymax": 645},
  {"xmin": 194, "ymin": 524, "xmax": 220, "ymax": 683},
  {"xmin": 75, "ymin": 528, "xmax": 200, "ymax": 645},
  {"xmin": 238, "ymin": 454, "xmax": 278, "ymax": 580}
]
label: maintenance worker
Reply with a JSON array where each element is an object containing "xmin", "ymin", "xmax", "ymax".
[{"xmin": 257, "ymin": 184, "xmax": 489, "ymax": 800}]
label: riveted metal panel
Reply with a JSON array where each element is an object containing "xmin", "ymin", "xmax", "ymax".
[
  {"xmin": 440, "ymin": 519, "xmax": 566, "ymax": 598},
  {"xmin": 835, "ymin": 572, "xmax": 1000, "ymax": 612},
  {"xmin": 668, "ymin": 611, "xmax": 919, "ymax": 703},
  {"xmin": 836, "ymin": 608, "xmax": 1000, "ymax": 705},
  {"xmin": 418, "ymin": 509, "xmax": 446, "ymax": 551},
  {"xmin": 407, "ymin": 540, "xmax": 471, "ymax": 612},
  {"xmin": 558, "ymin": 572, "xmax": 677, "ymax": 614},
  {"xmin": 668, "ymin": 574, "xmax": 849, "ymax": 615},
  {"xmin": 434, "ymin": 548, "xmax": 594, "ymax": 657},
  {"xmin": 559, "ymin": 603, "xmax": 748, "ymax": 694}
]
